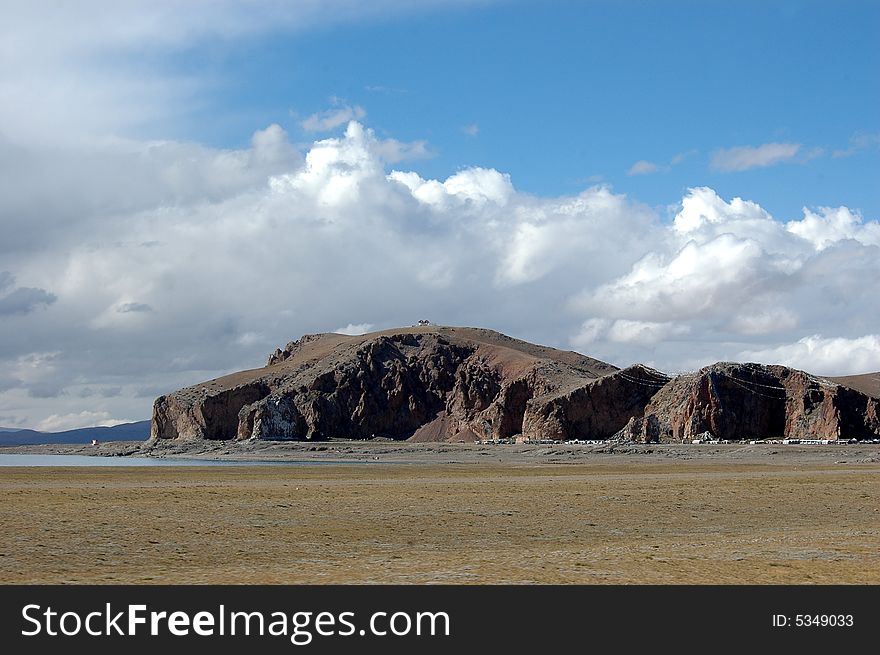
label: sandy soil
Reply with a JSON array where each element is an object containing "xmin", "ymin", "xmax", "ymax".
[{"xmin": 1, "ymin": 445, "xmax": 878, "ymax": 584}]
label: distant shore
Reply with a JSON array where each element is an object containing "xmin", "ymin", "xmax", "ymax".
[{"xmin": 2, "ymin": 438, "xmax": 879, "ymax": 467}]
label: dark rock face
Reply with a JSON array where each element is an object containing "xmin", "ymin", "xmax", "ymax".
[
  {"xmin": 521, "ymin": 365, "xmax": 670, "ymax": 441},
  {"xmin": 618, "ymin": 362, "xmax": 880, "ymax": 443},
  {"xmin": 150, "ymin": 382, "xmax": 270, "ymax": 441},
  {"xmin": 247, "ymin": 334, "xmax": 471, "ymax": 440},
  {"xmin": 151, "ymin": 327, "xmax": 624, "ymax": 442},
  {"xmin": 150, "ymin": 328, "xmax": 880, "ymax": 444}
]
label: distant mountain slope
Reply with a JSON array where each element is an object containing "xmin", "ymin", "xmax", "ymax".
[
  {"xmin": 830, "ymin": 372, "xmax": 880, "ymax": 399},
  {"xmin": 0, "ymin": 421, "xmax": 150, "ymax": 446}
]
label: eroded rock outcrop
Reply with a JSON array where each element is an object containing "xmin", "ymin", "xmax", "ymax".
[
  {"xmin": 151, "ymin": 326, "xmax": 624, "ymax": 442},
  {"xmin": 617, "ymin": 362, "xmax": 880, "ymax": 443},
  {"xmin": 521, "ymin": 365, "xmax": 670, "ymax": 441},
  {"xmin": 150, "ymin": 328, "xmax": 880, "ymax": 443}
]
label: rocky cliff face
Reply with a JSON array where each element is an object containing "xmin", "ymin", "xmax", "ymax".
[
  {"xmin": 617, "ymin": 362, "xmax": 880, "ymax": 443},
  {"xmin": 151, "ymin": 326, "xmax": 626, "ymax": 442},
  {"xmin": 150, "ymin": 327, "xmax": 880, "ymax": 443}
]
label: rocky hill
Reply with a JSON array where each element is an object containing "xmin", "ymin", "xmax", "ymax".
[
  {"xmin": 150, "ymin": 327, "xmax": 880, "ymax": 443},
  {"xmin": 617, "ymin": 363, "xmax": 880, "ymax": 442}
]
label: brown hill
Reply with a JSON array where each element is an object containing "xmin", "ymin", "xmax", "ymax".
[
  {"xmin": 150, "ymin": 327, "xmax": 880, "ymax": 443},
  {"xmin": 151, "ymin": 326, "xmax": 658, "ymax": 442},
  {"xmin": 618, "ymin": 362, "xmax": 880, "ymax": 442}
]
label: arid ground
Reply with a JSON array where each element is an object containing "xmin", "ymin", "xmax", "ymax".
[{"xmin": 2, "ymin": 445, "xmax": 879, "ymax": 583}]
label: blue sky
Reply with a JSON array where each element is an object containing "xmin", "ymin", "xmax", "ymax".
[
  {"xmin": 1, "ymin": 0, "xmax": 879, "ymax": 429},
  {"xmin": 170, "ymin": 0, "xmax": 879, "ymax": 220}
]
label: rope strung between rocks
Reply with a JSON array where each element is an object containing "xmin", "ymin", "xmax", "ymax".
[
  {"xmin": 616, "ymin": 372, "xmax": 671, "ymax": 388},
  {"xmin": 609, "ymin": 368, "xmax": 840, "ymax": 399},
  {"xmin": 721, "ymin": 375, "xmax": 785, "ymax": 391},
  {"xmin": 724, "ymin": 375, "xmax": 788, "ymax": 400}
]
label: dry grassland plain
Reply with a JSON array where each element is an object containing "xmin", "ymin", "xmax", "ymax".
[{"xmin": 2, "ymin": 459, "xmax": 879, "ymax": 584}]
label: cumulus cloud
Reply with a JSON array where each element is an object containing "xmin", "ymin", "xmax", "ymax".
[
  {"xmin": 571, "ymin": 185, "xmax": 880, "ymax": 370},
  {"xmin": 0, "ymin": 123, "xmax": 300, "ymax": 255},
  {"xmin": 1, "ymin": 118, "xmax": 879, "ymax": 429},
  {"xmin": 711, "ymin": 142, "xmax": 805, "ymax": 172},
  {"xmin": 739, "ymin": 335, "xmax": 880, "ymax": 376},
  {"xmin": 786, "ymin": 205, "xmax": 880, "ymax": 251},
  {"xmin": 611, "ymin": 238, "xmax": 765, "ymax": 317},
  {"xmin": 389, "ymin": 165, "xmax": 516, "ymax": 209},
  {"xmin": 461, "ymin": 124, "xmax": 479, "ymax": 137}
]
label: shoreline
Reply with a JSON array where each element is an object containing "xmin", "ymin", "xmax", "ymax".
[{"xmin": 2, "ymin": 438, "xmax": 879, "ymax": 467}]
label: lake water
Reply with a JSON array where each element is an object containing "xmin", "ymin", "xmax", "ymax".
[{"xmin": 0, "ymin": 454, "xmax": 344, "ymax": 467}]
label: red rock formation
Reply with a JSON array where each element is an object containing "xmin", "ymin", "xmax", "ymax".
[
  {"xmin": 151, "ymin": 326, "xmax": 624, "ymax": 442},
  {"xmin": 150, "ymin": 328, "xmax": 880, "ymax": 444},
  {"xmin": 618, "ymin": 362, "xmax": 880, "ymax": 442}
]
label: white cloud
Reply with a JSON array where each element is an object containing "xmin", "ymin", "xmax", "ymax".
[
  {"xmin": 390, "ymin": 166, "xmax": 515, "ymax": 208},
  {"xmin": 440, "ymin": 168, "xmax": 514, "ymax": 206},
  {"xmin": 739, "ymin": 335, "xmax": 880, "ymax": 376},
  {"xmin": 627, "ymin": 160, "xmax": 661, "ymax": 176},
  {"xmin": 0, "ymin": 1, "xmax": 477, "ymax": 145},
  {"xmin": 569, "ymin": 185, "xmax": 880, "ymax": 372},
  {"xmin": 786, "ymin": 205, "xmax": 880, "ymax": 251},
  {"xmin": 301, "ymin": 104, "xmax": 367, "ymax": 132},
  {"xmin": 2, "ymin": 120, "xmax": 879, "ymax": 429},
  {"xmin": 36, "ymin": 410, "xmax": 134, "ymax": 433},
  {"xmin": 461, "ymin": 124, "xmax": 479, "ymax": 137},
  {"xmin": 573, "ymin": 319, "xmax": 689, "ymax": 347},
  {"xmin": 673, "ymin": 186, "xmax": 774, "ymax": 234},
  {"xmin": 710, "ymin": 142, "xmax": 804, "ymax": 172},
  {"xmin": 335, "ymin": 323, "xmax": 374, "ymax": 335},
  {"xmin": 578, "ymin": 233, "xmax": 777, "ymax": 322}
]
